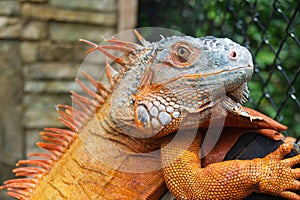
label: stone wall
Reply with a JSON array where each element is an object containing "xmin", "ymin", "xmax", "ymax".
[{"xmin": 0, "ymin": 0, "xmax": 137, "ymax": 198}]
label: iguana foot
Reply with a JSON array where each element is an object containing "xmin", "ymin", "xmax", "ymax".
[{"xmin": 256, "ymin": 143, "xmax": 300, "ymax": 199}]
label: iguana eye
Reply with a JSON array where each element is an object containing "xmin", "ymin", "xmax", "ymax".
[
  {"xmin": 176, "ymin": 46, "xmax": 191, "ymax": 62},
  {"xmin": 169, "ymin": 42, "xmax": 198, "ymax": 68}
]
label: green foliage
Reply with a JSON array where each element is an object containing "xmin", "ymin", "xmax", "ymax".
[{"xmin": 138, "ymin": 0, "xmax": 300, "ymax": 136}]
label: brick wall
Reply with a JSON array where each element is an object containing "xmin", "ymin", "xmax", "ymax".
[{"xmin": 0, "ymin": 0, "xmax": 137, "ymax": 199}]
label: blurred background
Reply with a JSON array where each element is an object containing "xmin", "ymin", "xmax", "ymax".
[{"xmin": 0, "ymin": 0, "xmax": 299, "ymax": 199}]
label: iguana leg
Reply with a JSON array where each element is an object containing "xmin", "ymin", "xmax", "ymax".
[{"xmin": 162, "ymin": 129, "xmax": 300, "ymax": 200}]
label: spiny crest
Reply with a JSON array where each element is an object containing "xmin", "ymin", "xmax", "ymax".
[{"xmin": 0, "ymin": 30, "xmax": 149, "ymax": 199}]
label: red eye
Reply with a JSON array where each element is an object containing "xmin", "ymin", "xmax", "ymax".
[{"xmin": 229, "ymin": 51, "xmax": 237, "ymax": 60}]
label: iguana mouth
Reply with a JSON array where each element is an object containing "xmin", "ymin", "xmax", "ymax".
[{"xmin": 159, "ymin": 65, "xmax": 252, "ymax": 87}]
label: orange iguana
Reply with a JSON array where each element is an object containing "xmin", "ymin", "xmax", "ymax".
[{"xmin": 1, "ymin": 30, "xmax": 300, "ymax": 200}]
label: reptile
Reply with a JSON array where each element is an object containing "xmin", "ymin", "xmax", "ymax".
[{"xmin": 1, "ymin": 30, "xmax": 300, "ymax": 200}]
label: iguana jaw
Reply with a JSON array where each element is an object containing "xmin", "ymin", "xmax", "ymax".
[{"xmin": 132, "ymin": 65, "xmax": 253, "ymax": 138}]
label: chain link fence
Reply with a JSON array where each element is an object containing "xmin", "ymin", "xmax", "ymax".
[{"xmin": 139, "ymin": 0, "xmax": 300, "ymax": 136}]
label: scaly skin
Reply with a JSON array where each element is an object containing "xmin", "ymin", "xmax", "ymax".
[{"xmin": 1, "ymin": 32, "xmax": 299, "ymax": 199}]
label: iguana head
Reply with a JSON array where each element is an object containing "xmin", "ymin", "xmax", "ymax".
[
  {"xmin": 132, "ymin": 35, "xmax": 254, "ymax": 137},
  {"xmin": 78, "ymin": 32, "xmax": 253, "ymax": 139}
]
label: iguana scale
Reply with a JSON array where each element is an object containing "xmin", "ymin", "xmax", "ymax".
[{"xmin": 1, "ymin": 31, "xmax": 300, "ymax": 200}]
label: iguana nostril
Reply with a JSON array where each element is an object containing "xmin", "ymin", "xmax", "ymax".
[{"xmin": 229, "ymin": 51, "xmax": 237, "ymax": 60}]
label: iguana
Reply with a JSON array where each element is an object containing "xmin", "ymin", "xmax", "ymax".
[{"xmin": 1, "ymin": 30, "xmax": 300, "ymax": 200}]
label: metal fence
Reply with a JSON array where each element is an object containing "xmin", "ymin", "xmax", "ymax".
[{"xmin": 138, "ymin": 0, "xmax": 300, "ymax": 136}]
